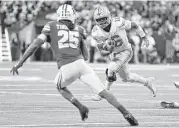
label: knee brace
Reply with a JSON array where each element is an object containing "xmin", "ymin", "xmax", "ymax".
[{"xmin": 105, "ymin": 69, "xmax": 117, "ymax": 82}]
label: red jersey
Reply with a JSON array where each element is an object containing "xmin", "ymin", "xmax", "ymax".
[{"xmin": 42, "ymin": 21, "xmax": 87, "ymax": 68}]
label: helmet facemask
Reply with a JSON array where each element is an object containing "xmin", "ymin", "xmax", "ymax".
[
  {"xmin": 94, "ymin": 6, "xmax": 111, "ymax": 29},
  {"xmin": 95, "ymin": 16, "xmax": 111, "ymax": 29},
  {"xmin": 56, "ymin": 4, "xmax": 76, "ymax": 25}
]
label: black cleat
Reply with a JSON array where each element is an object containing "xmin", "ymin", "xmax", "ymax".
[
  {"xmin": 124, "ymin": 113, "xmax": 139, "ymax": 126},
  {"xmin": 79, "ymin": 106, "xmax": 89, "ymax": 121}
]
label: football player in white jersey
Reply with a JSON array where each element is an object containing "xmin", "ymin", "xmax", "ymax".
[{"xmin": 91, "ymin": 6, "xmax": 157, "ymax": 101}]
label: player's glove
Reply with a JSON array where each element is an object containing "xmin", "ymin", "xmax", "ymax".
[
  {"xmin": 10, "ymin": 62, "xmax": 22, "ymax": 75},
  {"xmin": 141, "ymin": 36, "xmax": 149, "ymax": 50}
]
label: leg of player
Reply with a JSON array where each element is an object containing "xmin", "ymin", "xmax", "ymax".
[
  {"xmin": 54, "ymin": 60, "xmax": 89, "ymax": 121},
  {"xmin": 91, "ymin": 50, "xmax": 132, "ymax": 101},
  {"xmin": 80, "ymin": 68, "xmax": 139, "ymax": 126},
  {"xmin": 91, "ymin": 68, "xmax": 116, "ymax": 101},
  {"xmin": 57, "ymin": 86, "xmax": 89, "ymax": 121},
  {"xmin": 118, "ymin": 64, "xmax": 156, "ymax": 97},
  {"xmin": 105, "ymin": 68, "xmax": 117, "ymax": 90},
  {"xmin": 99, "ymin": 90, "xmax": 139, "ymax": 126}
]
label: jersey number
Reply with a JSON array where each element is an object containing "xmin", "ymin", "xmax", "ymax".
[
  {"xmin": 111, "ymin": 35, "xmax": 123, "ymax": 47},
  {"xmin": 58, "ymin": 30, "xmax": 79, "ymax": 48}
]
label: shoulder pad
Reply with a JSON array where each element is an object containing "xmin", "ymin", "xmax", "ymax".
[{"xmin": 112, "ymin": 17, "xmax": 125, "ymax": 28}]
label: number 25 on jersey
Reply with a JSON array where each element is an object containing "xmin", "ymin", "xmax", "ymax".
[{"xmin": 58, "ymin": 30, "xmax": 79, "ymax": 49}]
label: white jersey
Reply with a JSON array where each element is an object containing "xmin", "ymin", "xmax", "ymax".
[{"xmin": 92, "ymin": 17, "xmax": 132, "ymax": 53}]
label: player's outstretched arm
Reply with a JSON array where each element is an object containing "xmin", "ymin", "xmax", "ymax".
[
  {"xmin": 130, "ymin": 21, "xmax": 146, "ymax": 38},
  {"xmin": 10, "ymin": 34, "xmax": 46, "ymax": 75},
  {"xmin": 130, "ymin": 21, "xmax": 149, "ymax": 49}
]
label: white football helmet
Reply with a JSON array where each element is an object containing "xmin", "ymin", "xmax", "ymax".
[
  {"xmin": 94, "ymin": 6, "xmax": 111, "ymax": 29},
  {"xmin": 56, "ymin": 4, "xmax": 76, "ymax": 24}
]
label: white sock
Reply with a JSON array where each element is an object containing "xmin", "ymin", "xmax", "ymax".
[{"xmin": 127, "ymin": 73, "xmax": 147, "ymax": 85}]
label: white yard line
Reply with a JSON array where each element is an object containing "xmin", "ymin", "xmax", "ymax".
[
  {"xmin": 0, "ymin": 91, "xmax": 177, "ymax": 104},
  {"xmin": 0, "ymin": 91, "xmax": 178, "ymax": 97},
  {"xmin": 0, "ymin": 82, "xmax": 177, "ymax": 88},
  {"xmin": 0, "ymin": 76, "xmax": 43, "ymax": 81},
  {"xmin": 0, "ymin": 87, "xmax": 177, "ymax": 90},
  {"xmin": 0, "ymin": 109, "xmax": 178, "ymax": 113},
  {"xmin": 171, "ymin": 74, "xmax": 179, "ymax": 77},
  {"xmin": 1, "ymin": 122, "xmax": 179, "ymax": 127},
  {"xmin": 0, "ymin": 68, "xmax": 41, "ymax": 71},
  {"xmin": 0, "ymin": 91, "xmax": 61, "ymax": 96}
]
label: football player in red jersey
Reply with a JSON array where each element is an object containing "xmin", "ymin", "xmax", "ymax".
[{"xmin": 10, "ymin": 4, "xmax": 138, "ymax": 125}]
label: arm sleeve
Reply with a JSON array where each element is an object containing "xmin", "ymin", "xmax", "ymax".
[
  {"xmin": 130, "ymin": 21, "xmax": 146, "ymax": 38},
  {"xmin": 37, "ymin": 33, "xmax": 47, "ymax": 42},
  {"xmin": 42, "ymin": 22, "xmax": 51, "ymax": 36},
  {"xmin": 41, "ymin": 22, "xmax": 51, "ymax": 42}
]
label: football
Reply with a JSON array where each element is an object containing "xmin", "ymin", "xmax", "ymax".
[{"xmin": 104, "ymin": 39, "xmax": 115, "ymax": 52}]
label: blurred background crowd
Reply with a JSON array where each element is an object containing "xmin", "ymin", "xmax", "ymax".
[{"xmin": 0, "ymin": 0, "xmax": 179, "ymax": 64}]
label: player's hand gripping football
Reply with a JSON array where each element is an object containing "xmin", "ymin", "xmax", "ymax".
[
  {"xmin": 10, "ymin": 62, "xmax": 22, "ymax": 75},
  {"xmin": 103, "ymin": 39, "xmax": 115, "ymax": 53},
  {"xmin": 141, "ymin": 36, "xmax": 149, "ymax": 50}
]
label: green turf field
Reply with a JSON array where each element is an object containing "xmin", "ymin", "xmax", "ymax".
[{"xmin": 0, "ymin": 62, "xmax": 179, "ymax": 128}]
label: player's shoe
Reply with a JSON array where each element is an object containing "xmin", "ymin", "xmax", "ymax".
[
  {"xmin": 161, "ymin": 101, "xmax": 175, "ymax": 108},
  {"xmin": 123, "ymin": 113, "xmax": 139, "ymax": 126},
  {"xmin": 91, "ymin": 94, "xmax": 102, "ymax": 101},
  {"xmin": 79, "ymin": 105, "xmax": 89, "ymax": 121},
  {"xmin": 174, "ymin": 82, "xmax": 179, "ymax": 89},
  {"xmin": 144, "ymin": 77, "xmax": 156, "ymax": 97}
]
